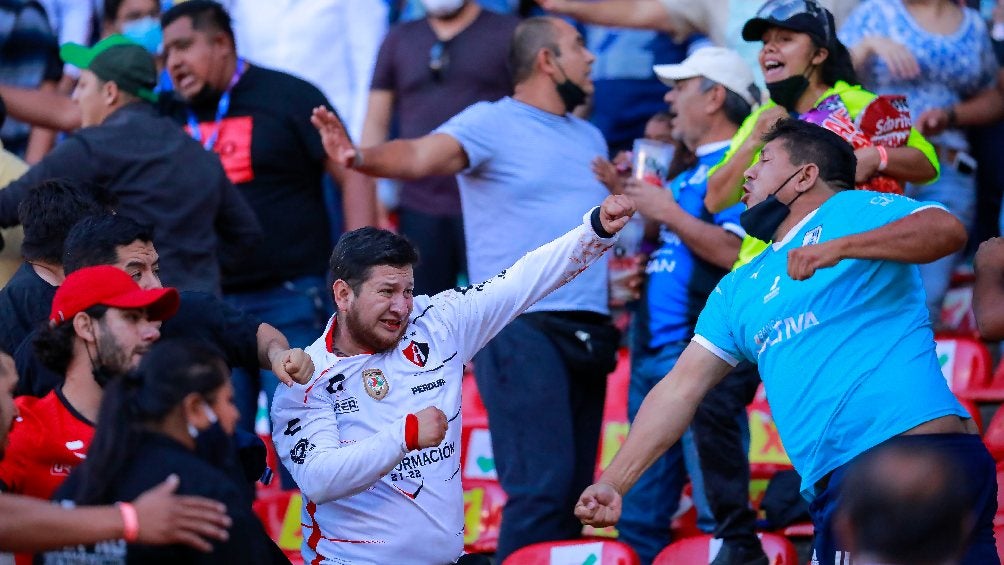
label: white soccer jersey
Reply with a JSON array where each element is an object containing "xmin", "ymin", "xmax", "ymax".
[{"xmin": 271, "ymin": 216, "xmax": 615, "ymax": 564}]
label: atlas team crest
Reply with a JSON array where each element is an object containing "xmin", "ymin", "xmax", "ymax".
[{"xmin": 363, "ymin": 368, "xmax": 390, "ymax": 400}]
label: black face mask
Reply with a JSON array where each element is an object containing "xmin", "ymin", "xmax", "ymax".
[
  {"xmin": 740, "ymin": 168, "xmax": 805, "ymax": 242},
  {"xmin": 553, "ymin": 59, "xmax": 587, "ymax": 113},
  {"xmin": 766, "ymin": 74, "xmax": 810, "ymax": 113}
]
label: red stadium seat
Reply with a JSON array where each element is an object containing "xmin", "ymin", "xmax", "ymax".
[
  {"xmin": 652, "ymin": 533, "xmax": 798, "ymax": 565},
  {"xmin": 935, "ymin": 335, "xmax": 999, "ymax": 401},
  {"xmin": 503, "ymin": 539, "xmax": 640, "ymax": 565}
]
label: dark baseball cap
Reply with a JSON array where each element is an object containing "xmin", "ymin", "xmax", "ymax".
[
  {"xmin": 60, "ymin": 35, "xmax": 157, "ymax": 103},
  {"xmin": 742, "ymin": 0, "xmax": 834, "ymax": 47}
]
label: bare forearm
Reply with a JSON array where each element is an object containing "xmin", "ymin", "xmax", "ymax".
[
  {"xmin": 548, "ymin": 0, "xmax": 675, "ymax": 31},
  {"xmin": 706, "ymin": 148, "xmax": 754, "ymax": 213},
  {"xmin": 356, "ymin": 137, "xmax": 465, "ymax": 180},
  {"xmin": 257, "ymin": 323, "xmax": 289, "ymax": 370},
  {"xmin": 883, "ymin": 146, "xmax": 937, "ymax": 184},
  {"xmin": 657, "ymin": 206, "xmax": 741, "ymax": 270},
  {"xmin": 340, "ymin": 168, "xmax": 378, "ymax": 230},
  {"xmin": 974, "ymin": 268, "xmax": 1004, "ymax": 340},
  {"xmin": 0, "ymin": 496, "xmax": 123, "ymax": 551},
  {"xmin": 599, "ymin": 369, "xmax": 703, "ymax": 494},
  {"xmin": 953, "ymin": 86, "xmax": 1004, "ymax": 128},
  {"xmin": 0, "ymin": 85, "xmax": 81, "ymax": 131},
  {"xmin": 833, "ymin": 208, "xmax": 966, "ymax": 264}
]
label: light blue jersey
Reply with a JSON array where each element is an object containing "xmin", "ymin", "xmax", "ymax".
[{"xmin": 693, "ymin": 190, "xmax": 968, "ymax": 499}]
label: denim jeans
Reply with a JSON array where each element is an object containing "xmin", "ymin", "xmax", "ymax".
[
  {"xmin": 472, "ymin": 315, "xmax": 608, "ymax": 563},
  {"xmin": 225, "ymin": 274, "xmax": 332, "ymax": 488},
  {"xmin": 906, "ymin": 164, "xmax": 976, "ymax": 325}
]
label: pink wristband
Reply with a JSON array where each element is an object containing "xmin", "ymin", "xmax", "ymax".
[
  {"xmin": 117, "ymin": 502, "xmax": 139, "ymax": 542},
  {"xmin": 875, "ymin": 145, "xmax": 889, "ymax": 172}
]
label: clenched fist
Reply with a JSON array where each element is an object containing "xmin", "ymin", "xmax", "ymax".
[
  {"xmin": 598, "ymin": 194, "xmax": 637, "ymax": 235},
  {"xmin": 414, "ymin": 406, "xmax": 448, "ymax": 449}
]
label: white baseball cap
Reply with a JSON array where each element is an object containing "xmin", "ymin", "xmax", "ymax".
[{"xmin": 653, "ymin": 47, "xmax": 759, "ymax": 107}]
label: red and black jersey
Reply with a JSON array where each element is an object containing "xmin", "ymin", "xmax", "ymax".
[{"xmin": 0, "ymin": 388, "xmax": 94, "ymax": 499}]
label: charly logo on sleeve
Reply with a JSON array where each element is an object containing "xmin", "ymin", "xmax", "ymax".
[{"xmin": 362, "ymin": 368, "xmax": 390, "ymax": 400}]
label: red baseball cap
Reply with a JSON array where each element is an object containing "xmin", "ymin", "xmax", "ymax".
[{"xmin": 50, "ymin": 265, "xmax": 180, "ymax": 325}]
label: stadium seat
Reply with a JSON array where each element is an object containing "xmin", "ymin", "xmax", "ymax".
[
  {"xmin": 502, "ymin": 539, "xmax": 640, "ymax": 565},
  {"xmin": 747, "ymin": 385, "xmax": 794, "ymax": 479},
  {"xmin": 935, "ymin": 335, "xmax": 999, "ymax": 401},
  {"xmin": 652, "ymin": 533, "xmax": 798, "ymax": 565}
]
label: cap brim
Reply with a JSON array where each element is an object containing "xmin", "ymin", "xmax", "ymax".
[
  {"xmin": 103, "ymin": 287, "xmax": 180, "ymax": 322},
  {"xmin": 60, "ymin": 42, "xmax": 94, "ymax": 69},
  {"xmin": 653, "ymin": 64, "xmax": 700, "ymax": 87},
  {"xmin": 742, "ymin": 18, "xmax": 774, "ymax": 41}
]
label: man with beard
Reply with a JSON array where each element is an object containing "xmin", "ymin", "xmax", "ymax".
[
  {"xmin": 311, "ymin": 17, "xmax": 619, "ymax": 559},
  {"xmin": 360, "ymin": 0, "xmax": 517, "ymax": 295},
  {"xmin": 271, "ymin": 195, "xmax": 635, "ymax": 565},
  {"xmin": 0, "ymin": 265, "xmax": 178, "ymax": 503}
]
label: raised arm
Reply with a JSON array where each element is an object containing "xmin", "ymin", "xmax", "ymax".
[
  {"xmin": 435, "ymin": 195, "xmax": 635, "ymax": 361},
  {"xmin": 312, "ymin": 106, "xmax": 468, "ymax": 180},
  {"xmin": 537, "ymin": 0, "xmax": 681, "ymax": 34},
  {"xmin": 787, "ymin": 207, "xmax": 967, "ymax": 280},
  {"xmin": 0, "ymin": 84, "xmax": 81, "ymax": 132},
  {"xmin": 575, "ymin": 342, "xmax": 732, "ymax": 527}
]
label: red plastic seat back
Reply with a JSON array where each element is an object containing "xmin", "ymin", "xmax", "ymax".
[
  {"xmin": 652, "ymin": 533, "xmax": 798, "ymax": 565},
  {"xmin": 935, "ymin": 336, "xmax": 995, "ymax": 400},
  {"xmin": 502, "ymin": 539, "xmax": 640, "ymax": 565}
]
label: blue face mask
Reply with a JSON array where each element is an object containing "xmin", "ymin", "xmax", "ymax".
[{"xmin": 122, "ymin": 17, "xmax": 162, "ymax": 54}]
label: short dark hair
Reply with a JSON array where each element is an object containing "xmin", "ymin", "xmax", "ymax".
[
  {"xmin": 761, "ymin": 119, "xmax": 856, "ymax": 190},
  {"xmin": 18, "ymin": 179, "xmax": 116, "ymax": 264},
  {"xmin": 35, "ymin": 305, "xmax": 108, "ymax": 375},
  {"xmin": 837, "ymin": 443, "xmax": 973, "ymax": 564},
  {"xmin": 328, "ymin": 227, "xmax": 418, "ymax": 297},
  {"xmin": 509, "ymin": 17, "xmax": 559, "ymax": 84},
  {"xmin": 161, "ymin": 0, "xmax": 234, "ymax": 45},
  {"xmin": 63, "ymin": 214, "xmax": 154, "ymax": 275}
]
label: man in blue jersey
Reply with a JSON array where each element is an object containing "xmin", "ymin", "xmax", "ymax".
[
  {"xmin": 576, "ymin": 119, "xmax": 997, "ymax": 565},
  {"xmin": 619, "ymin": 46, "xmax": 766, "ymax": 565}
]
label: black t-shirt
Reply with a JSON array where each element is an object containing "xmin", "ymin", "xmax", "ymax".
[
  {"xmin": 46, "ymin": 433, "xmax": 287, "ymax": 565},
  {"xmin": 14, "ymin": 290, "xmax": 260, "ymax": 398},
  {"xmin": 0, "ymin": 262, "xmax": 55, "ymax": 356},
  {"xmin": 168, "ymin": 65, "xmax": 335, "ymax": 292}
]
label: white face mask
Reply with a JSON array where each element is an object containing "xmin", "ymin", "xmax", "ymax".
[{"xmin": 420, "ymin": 0, "xmax": 466, "ymax": 17}]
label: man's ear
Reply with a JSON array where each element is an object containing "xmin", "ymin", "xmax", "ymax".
[
  {"xmin": 797, "ymin": 163, "xmax": 821, "ymax": 192},
  {"xmin": 72, "ymin": 312, "xmax": 96, "ymax": 343},
  {"xmin": 103, "ymin": 80, "xmax": 120, "ymax": 106},
  {"xmin": 705, "ymin": 83, "xmax": 727, "ymax": 115},
  {"xmin": 332, "ymin": 279, "xmax": 354, "ymax": 312}
]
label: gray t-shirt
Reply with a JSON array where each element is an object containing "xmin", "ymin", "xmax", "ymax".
[{"xmin": 436, "ymin": 97, "xmax": 611, "ymax": 315}]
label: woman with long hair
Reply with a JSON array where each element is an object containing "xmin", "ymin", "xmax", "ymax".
[
  {"xmin": 45, "ymin": 339, "xmax": 287, "ymax": 564},
  {"xmin": 706, "ymin": 0, "xmax": 941, "ymax": 263}
]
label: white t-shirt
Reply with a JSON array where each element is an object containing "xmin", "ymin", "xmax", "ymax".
[{"xmin": 272, "ymin": 215, "xmax": 617, "ymax": 565}]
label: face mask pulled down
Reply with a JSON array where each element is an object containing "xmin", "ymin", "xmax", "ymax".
[
  {"xmin": 740, "ymin": 167, "xmax": 806, "ymax": 242},
  {"xmin": 420, "ymin": 0, "xmax": 465, "ymax": 17}
]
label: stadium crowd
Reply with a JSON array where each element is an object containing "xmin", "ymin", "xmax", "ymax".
[{"xmin": 0, "ymin": 0, "xmax": 1003, "ymax": 564}]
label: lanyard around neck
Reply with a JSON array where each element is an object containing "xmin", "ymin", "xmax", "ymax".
[{"xmin": 186, "ymin": 58, "xmax": 247, "ymax": 151}]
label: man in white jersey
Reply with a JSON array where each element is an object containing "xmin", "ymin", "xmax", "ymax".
[
  {"xmin": 271, "ymin": 195, "xmax": 634, "ymax": 565},
  {"xmin": 575, "ymin": 120, "xmax": 996, "ymax": 565}
]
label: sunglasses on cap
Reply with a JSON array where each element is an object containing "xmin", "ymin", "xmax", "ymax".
[{"xmin": 751, "ymin": 0, "xmax": 832, "ymax": 45}]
